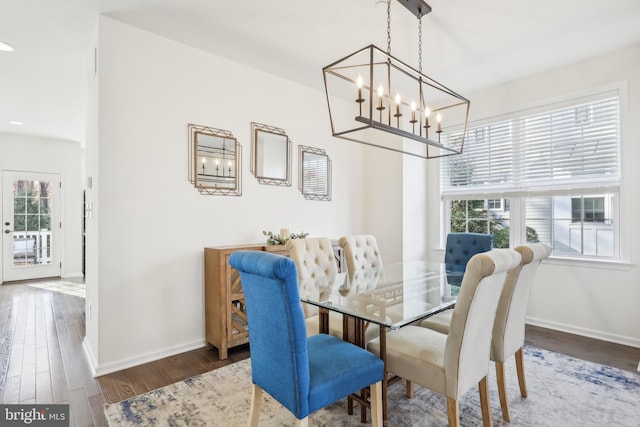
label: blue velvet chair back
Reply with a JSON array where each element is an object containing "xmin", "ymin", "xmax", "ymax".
[
  {"xmin": 228, "ymin": 250, "xmax": 311, "ymax": 417},
  {"xmin": 445, "ymin": 232, "xmax": 493, "ymax": 273}
]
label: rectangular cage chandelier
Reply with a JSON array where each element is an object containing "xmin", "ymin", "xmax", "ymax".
[{"xmin": 322, "ymin": 0, "xmax": 469, "ymax": 159}]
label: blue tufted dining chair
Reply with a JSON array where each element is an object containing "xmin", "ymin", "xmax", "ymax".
[
  {"xmin": 228, "ymin": 250, "xmax": 384, "ymax": 427},
  {"xmin": 444, "ymin": 232, "xmax": 493, "ymax": 285}
]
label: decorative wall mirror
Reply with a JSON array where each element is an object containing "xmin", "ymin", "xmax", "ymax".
[
  {"xmin": 298, "ymin": 145, "xmax": 332, "ymax": 201},
  {"xmin": 188, "ymin": 123, "xmax": 242, "ymax": 196},
  {"xmin": 250, "ymin": 122, "xmax": 292, "ymax": 186}
]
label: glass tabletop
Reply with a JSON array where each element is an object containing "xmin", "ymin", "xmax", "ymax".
[{"xmin": 299, "ymin": 261, "xmax": 464, "ymax": 330}]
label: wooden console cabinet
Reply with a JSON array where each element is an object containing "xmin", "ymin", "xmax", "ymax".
[{"xmin": 204, "ymin": 242, "xmax": 344, "ymax": 359}]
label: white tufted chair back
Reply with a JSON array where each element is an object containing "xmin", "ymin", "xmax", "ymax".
[
  {"xmin": 286, "ymin": 237, "xmax": 339, "ymax": 279},
  {"xmin": 286, "ymin": 237, "xmax": 339, "ymax": 321},
  {"xmin": 338, "ymin": 235, "xmax": 383, "ymax": 276}
]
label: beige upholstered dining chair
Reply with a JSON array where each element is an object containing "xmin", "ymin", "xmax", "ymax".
[
  {"xmin": 338, "ymin": 234, "xmax": 384, "ymax": 343},
  {"xmin": 421, "ymin": 242, "xmax": 551, "ymax": 422},
  {"xmin": 338, "ymin": 235, "xmax": 383, "ymax": 274},
  {"xmin": 368, "ymin": 248, "xmax": 522, "ymax": 427},
  {"xmin": 286, "ymin": 237, "xmax": 344, "ymax": 338}
]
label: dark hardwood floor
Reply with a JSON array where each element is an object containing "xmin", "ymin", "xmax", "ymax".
[{"xmin": 0, "ymin": 279, "xmax": 637, "ymax": 426}]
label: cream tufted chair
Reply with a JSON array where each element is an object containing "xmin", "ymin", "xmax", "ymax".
[
  {"xmin": 421, "ymin": 242, "xmax": 551, "ymax": 422},
  {"xmin": 338, "ymin": 235, "xmax": 385, "ymax": 342},
  {"xmin": 338, "ymin": 235, "xmax": 383, "ymax": 275},
  {"xmin": 368, "ymin": 248, "xmax": 522, "ymax": 427},
  {"xmin": 286, "ymin": 237, "xmax": 344, "ymax": 338}
]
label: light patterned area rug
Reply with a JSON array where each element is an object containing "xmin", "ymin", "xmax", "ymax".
[{"xmin": 105, "ymin": 346, "xmax": 640, "ymax": 426}]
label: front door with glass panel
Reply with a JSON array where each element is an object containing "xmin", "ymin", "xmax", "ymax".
[{"xmin": 2, "ymin": 171, "xmax": 61, "ymax": 282}]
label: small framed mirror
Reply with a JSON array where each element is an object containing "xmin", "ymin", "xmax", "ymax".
[
  {"xmin": 298, "ymin": 145, "xmax": 332, "ymax": 201},
  {"xmin": 250, "ymin": 122, "xmax": 291, "ymax": 186},
  {"xmin": 188, "ymin": 123, "xmax": 241, "ymax": 196}
]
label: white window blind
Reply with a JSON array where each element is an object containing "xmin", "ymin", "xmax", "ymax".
[
  {"xmin": 303, "ymin": 155, "xmax": 328, "ymax": 194},
  {"xmin": 440, "ymin": 92, "xmax": 620, "ymax": 199}
]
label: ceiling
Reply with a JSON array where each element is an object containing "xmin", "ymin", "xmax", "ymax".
[{"xmin": 2, "ymin": 0, "xmax": 640, "ymax": 143}]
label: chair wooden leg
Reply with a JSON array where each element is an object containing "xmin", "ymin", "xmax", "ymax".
[
  {"xmin": 495, "ymin": 361, "xmax": 511, "ymax": 422},
  {"xmin": 515, "ymin": 347, "xmax": 528, "ymax": 398},
  {"xmin": 248, "ymin": 384, "xmax": 263, "ymax": 427},
  {"xmin": 370, "ymin": 381, "xmax": 383, "ymax": 427},
  {"xmin": 405, "ymin": 379, "xmax": 414, "ymax": 398},
  {"xmin": 446, "ymin": 397, "xmax": 460, "ymax": 427},
  {"xmin": 478, "ymin": 376, "xmax": 493, "ymax": 427},
  {"xmin": 295, "ymin": 417, "xmax": 309, "ymax": 427}
]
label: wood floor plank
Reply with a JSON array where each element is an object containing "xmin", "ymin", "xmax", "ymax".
[
  {"xmin": 96, "ymin": 374, "xmax": 123, "ymax": 405},
  {"xmin": 48, "ymin": 326, "xmax": 70, "ymax": 403},
  {"xmin": 36, "ymin": 370, "xmax": 53, "ymax": 403},
  {"xmin": 525, "ymin": 325, "xmax": 640, "ymax": 372},
  {"xmin": 125, "ymin": 360, "xmax": 171, "ymax": 395},
  {"xmin": 19, "ymin": 361, "xmax": 36, "ymax": 402},
  {"xmin": 2, "ymin": 375, "xmax": 21, "ymax": 404},
  {"xmin": 88, "ymin": 392, "xmax": 110, "ymax": 427},
  {"xmin": 69, "ymin": 387, "xmax": 94, "ymax": 427}
]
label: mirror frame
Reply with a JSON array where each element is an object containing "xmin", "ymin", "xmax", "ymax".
[
  {"xmin": 298, "ymin": 145, "xmax": 332, "ymax": 201},
  {"xmin": 188, "ymin": 123, "xmax": 242, "ymax": 196},
  {"xmin": 250, "ymin": 122, "xmax": 292, "ymax": 186}
]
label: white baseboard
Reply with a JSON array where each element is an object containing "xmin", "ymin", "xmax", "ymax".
[
  {"xmin": 93, "ymin": 339, "xmax": 206, "ymax": 377},
  {"xmin": 526, "ymin": 317, "xmax": 640, "ymax": 349},
  {"xmin": 83, "ymin": 337, "xmax": 98, "ymax": 378},
  {"xmin": 61, "ymin": 272, "xmax": 84, "ymax": 280}
]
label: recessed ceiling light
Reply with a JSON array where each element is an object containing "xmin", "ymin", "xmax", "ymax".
[
  {"xmin": 0, "ymin": 41, "xmax": 14, "ymax": 52},
  {"xmin": 9, "ymin": 121, "xmax": 23, "ymax": 126}
]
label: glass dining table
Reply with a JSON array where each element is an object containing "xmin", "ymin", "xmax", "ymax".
[{"xmin": 299, "ymin": 260, "xmax": 464, "ymax": 425}]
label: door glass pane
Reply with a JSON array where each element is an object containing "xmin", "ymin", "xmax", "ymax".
[{"xmin": 11, "ymin": 179, "xmax": 53, "ymax": 267}]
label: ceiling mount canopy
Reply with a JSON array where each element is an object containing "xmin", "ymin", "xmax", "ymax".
[
  {"xmin": 323, "ymin": 0, "xmax": 469, "ymax": 159},
  {"xmin": 396, "ymin": 0, "xmax": 432, "ymax": 18}
]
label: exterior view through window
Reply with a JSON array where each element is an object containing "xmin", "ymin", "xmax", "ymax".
[{"xmin": 440, "ymin": 90, "xmax": 620, "ymax": 260}]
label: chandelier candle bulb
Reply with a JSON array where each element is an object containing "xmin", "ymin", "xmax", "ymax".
[
  {"xmin": 436, "ymin": 112, "xmax": 442, "ymax": 133},
  {"xmin": 355, "ymin": 75, "xmax": 365, "ymax": 115},
  {"xmin": 376, "ymin": 85, "xmax": 386, "ymax": 121},
  {"xmin": 394, "ymin": 94, "xmax": 403, "ymax": 127},
  {"xmin": 410, "ymin": 101, "xmax": 418, "ymax": 133}
]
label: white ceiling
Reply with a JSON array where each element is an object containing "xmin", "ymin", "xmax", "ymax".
[{"xmin": 2, "ymin": 0, "xmax": 640, "ymax": 143}]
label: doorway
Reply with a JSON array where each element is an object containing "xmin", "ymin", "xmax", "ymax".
[{"xmin": 2, "ymin": 170, "xmax": 62, "ymax": 282}]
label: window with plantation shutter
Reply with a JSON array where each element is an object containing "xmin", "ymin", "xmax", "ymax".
[
  {"xmin": 441, "ymin": 92, "xmax": 619, "ymax": 199},
  {"xmin": 439, "ymin": 89, "xmax": 621, "ymax": 260}
]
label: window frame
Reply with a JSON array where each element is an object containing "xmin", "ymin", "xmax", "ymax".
[{"xmin": 439, "ymin": 84, "xmax": 627, "ymax": 263}]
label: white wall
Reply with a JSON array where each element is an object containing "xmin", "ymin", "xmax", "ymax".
[
  {"xmin": 423, "ymin": 43, "xmax": 640, "ymax": 347},
  {"xmin": 0, "ymin": 133, "xmax": 83, "ymax": 281},
  {"xmin": 364, "ymin": 148, "xmax": 403, "ymax": 263},
  {"xmin": 87, "ymin": 17, "xmax": 373, "ymax": 373}
]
